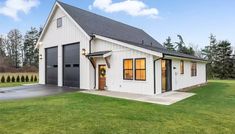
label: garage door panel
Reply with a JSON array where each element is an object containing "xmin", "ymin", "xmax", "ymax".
[{"xmin": 63, "ymin": 43, "xmax": 80, "ymax": 87}]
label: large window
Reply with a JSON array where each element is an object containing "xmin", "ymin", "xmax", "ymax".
[
  {"xmin": 123, "ymin": 59, "xmax": 133, "ymax": 80},
  {"xmin": 191, "ymin": 62, "xmax": 197, "ymax": 76},
  {"xmin": 180, "ymin": 60, "xmax": 184, "ymax": 74},
  {"xmin": 135, "ymin": 58, "xmax": 146, "ymax": 81}
]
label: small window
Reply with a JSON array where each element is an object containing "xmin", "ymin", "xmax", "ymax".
[
  {"xmin": 180, "ymin": 60, "xmax": 184, "ymax": 74},
  {"xmin": 57, "ymin": 17, "xmax": 62, "ymax": 28},
  {"xmin": 123, "ymin": 59, "xmax": 133, "ymax": 80},
  {"xmin": 135, "ymin": 58, "xmax": 146, "ymax": 81},
  {"xmin": 191, "ymin": 62, "xmax": 197, "ymax": 76}
]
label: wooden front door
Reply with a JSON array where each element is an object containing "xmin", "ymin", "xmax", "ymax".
[{"xmin": 99, "ymin": 65, "xmax": 106, "ymax": 90}]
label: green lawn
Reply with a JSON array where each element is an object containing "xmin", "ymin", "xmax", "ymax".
[
  {"xmin": 0, "ymin": 80, "xmax": 235, "ymax": 134},
  {"xmin": 0, "ymin": 82, "xmax": 37, "ymax": 88}
]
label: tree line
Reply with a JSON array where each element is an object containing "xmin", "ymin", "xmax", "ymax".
[
  {"xmin": 163, "ymin": 34, "xmax": 235, "ymax": 79},
  {"xmin": 0, "ymin": 27, "xmax": 42, "ymax": 68}
]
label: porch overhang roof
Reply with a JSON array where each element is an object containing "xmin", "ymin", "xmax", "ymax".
[
  {"xmin": 86, "ymin": 51, "xmax": 112, "ymax": 68},
  {"xmin": 86, "ymin": 51, "xmax": 112, "ymax": 58}
]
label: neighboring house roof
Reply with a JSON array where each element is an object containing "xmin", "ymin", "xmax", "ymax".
[{"xmin": 57, "ymin": 1, "xmax": 205, "ymax": 61}]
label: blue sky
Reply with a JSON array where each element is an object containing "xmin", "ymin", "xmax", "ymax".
[{"xmin": 0, "ymin": 0, "xmax": 234, "ymax": 48}]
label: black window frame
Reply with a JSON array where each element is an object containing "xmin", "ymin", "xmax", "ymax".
[
  {"xmin": 180, "ymin": 60, "xmax": 184, "ymax": 74},
  {"xmin": 123, "ymin": 59, "xmax": 134, "ymax": 80},
  {"xmin": 135, "ymin": 58, "xmax": 146, "ymax": 81},
  {"xmin": 191, "ymin": 62, "xmax": 197, "ymax": 77},
  {"xmin": 57, "ymin": 17, "xmax": 62, "ymax": 28}
]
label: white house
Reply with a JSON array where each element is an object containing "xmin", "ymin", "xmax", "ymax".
[{"xmin": 36, "ymin": 1, "xmax": 207, "ymax": 95}]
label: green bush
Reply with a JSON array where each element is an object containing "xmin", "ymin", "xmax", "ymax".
[
  {"xmin": 1, "ymin": 76, "xmax": 5, "ymax": 83},
  {"xmin": 26, "ymin": 75, "xmax": 29, "ymax": 82},
  {"xmin": 34, "ymin": 76, "xmax": 37, "ymax": 82},
  {"xmin": 21, "ymin": 76, "xmax": 25, "ymax": 82},
  {"xmin": 16, "ymin": 76, "xmax": 20, "ymax": 82},
  {"xmin": 30, "ymin": 75, "xmax": 34, "ymax": 82},
  {"xmin": 6, "ymin": 76, "xmax": 11, "ymax": 83},
  {"xmin": 12, "ymin": 76, "xmax": 15, "ymax": 82}
]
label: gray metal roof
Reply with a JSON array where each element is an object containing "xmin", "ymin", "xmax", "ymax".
[{"xmin": 58, "ymin": 1, "xmax": 205, "ymax": 61}]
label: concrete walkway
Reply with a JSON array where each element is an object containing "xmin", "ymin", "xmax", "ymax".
[{"xmin": 81, "ymin": 90, "xmax": 195, "ymax": 105}]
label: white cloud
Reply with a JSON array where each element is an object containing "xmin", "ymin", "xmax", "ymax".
[
  {"xmin": 90, "ymin": 0, "xmax": 159, "ymax": 18},
  {"xmin": 0, "ymin": 0, "xmax": 40, "ymax": 21}
]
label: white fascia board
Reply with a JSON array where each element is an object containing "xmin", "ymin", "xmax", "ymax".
[
  {"xmin": 94, "ymin": 34, "xmax": 163, "ymax": 57},
  {"xmin": 164, "ymin": 55, "xmax": 207, "ymax": 63},
  {"xmin": 36, "ymin": 2, "xmax": 90, "ymax": 48}
]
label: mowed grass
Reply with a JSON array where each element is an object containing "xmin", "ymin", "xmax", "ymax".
[{"xmin": 0, "ymin": 80, "xmax": 235, "ymax": 134}]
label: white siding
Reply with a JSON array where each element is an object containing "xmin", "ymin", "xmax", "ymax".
[
  {"xmin": 38, "ymin": 7, "xmax": 94, "ymax": 89},
  {"xmin": 171, "ymin": 59, "xmax": 206, "ymax": 90},
  {"xmin": 92, "ymin": 39, "xmax": 156, "ymax": 95}
]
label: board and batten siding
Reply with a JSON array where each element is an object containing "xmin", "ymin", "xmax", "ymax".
[
  {"xmin": 39, "ymin": 6, "xmax": 94, "ymax": 89},
  {"xmin": 92, "ymin": 38, "xmax": 159, "ymax": 95},
  {"xmin": 171, "ymin": 59, "xmax": 206, "ymax": 90}
]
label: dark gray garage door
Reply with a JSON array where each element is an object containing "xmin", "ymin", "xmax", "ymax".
[
  {"xmin": 46, "ymin": 47, "xmax": 58, "ymax": 85},
  {"xmin": 63, "ymin": 43, "xmax": 80, "ymax": 87}
]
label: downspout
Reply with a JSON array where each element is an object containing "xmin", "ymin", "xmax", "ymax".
[
  {"xmin": 88, "ymin": 35, "xmax": 96, "ymax": 89},
  {"xmin": 153, "ymin": 54, "xmax": 165, "ymax": 94}
]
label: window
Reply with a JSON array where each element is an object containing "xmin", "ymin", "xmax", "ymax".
[
  {"xmin": 191, "ymin": 62, "xmax": 197, "ymax": 76},
  {"xmin": 123, "ymin": 59, "xmax": 133, "ymax": 80},
  {"xmin": 57, "ymin": 17, "xmax": 62, "ymax": 28},
  {"xmin": 180, "ymin": 60, "xmax": 184, "ymax": 74},
  {"xmin": 135, "ymin": 58, "xmax": 146, "ymax": 81}
]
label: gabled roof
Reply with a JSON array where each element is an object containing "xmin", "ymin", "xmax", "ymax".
[{"xmin": 55, "ymin": 1, "xmax": 205, "ymax": 61}]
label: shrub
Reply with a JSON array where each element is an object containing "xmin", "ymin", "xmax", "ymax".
[
  {"xmin": 1, "ymin": 76, "xmax": 5, "ymax": 83},
  {"xmin": 30, "ymin": 75, "xmax": 34, "ymax": 82},
  {"xmin": 6, "ymin": 76, "xmax": 11, "ymax": 83},
  {"xmin": 21, "ymin": 76, "xmax": 25, "ymax": 82},
  {"xmin": 26, "ymin": 75, "xmax": 29, "ymax": 82},
  {"xmin": 34, "ymin": 76, "xmax": 37, "ymax": 82},
  {"xmin": 12, "ymin": 76, "xmax": 15, "ymax": 82},
  {"xmin": 16, "ymin": 76, "xmax": 20, "ymax": 82}
]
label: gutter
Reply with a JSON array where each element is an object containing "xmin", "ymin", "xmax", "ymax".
[
  {"xmin": 88, "ymin": 34, "xmax": 96, "ymax": 89},
  {"xmin": 153, "ymin": 54, "xmax": 164, "ymax": 94}
]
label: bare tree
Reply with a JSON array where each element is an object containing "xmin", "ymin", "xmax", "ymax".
[{"xmin": 6, "ymin": 29, "xmax": 23, "ymax": 68}]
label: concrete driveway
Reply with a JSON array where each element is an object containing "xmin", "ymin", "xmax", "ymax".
[{"xmin": 0, "ymin": 85, "xmax": 81, "ymax": 101}]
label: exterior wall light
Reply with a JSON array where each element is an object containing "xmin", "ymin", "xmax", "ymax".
[
  {"xmin": 39, "ymin": 54, "xmax": 43, "ymax": 60},
  {"xmin": 82, "ymin": 48, "xmax": 86, "ymax": 55}
]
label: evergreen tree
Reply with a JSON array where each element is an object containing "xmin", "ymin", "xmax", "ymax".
[
  {"xmin": 23, "ymin": 27, "xmax": 40, "ymax": 67},
  {"xmin": 214, "ymin": 41, "xmax": 233, "ymax": 79},
  {"xmin": 202, "ymin": 34, "xmax": 217, "ymax": 79},
  {"xmin": 7, "ymin": 29, "xmax": 23, "ymax": 68},
  {"xmin": 175, "ymin": 35, "xmax": 195, "ymax": 55},
  {"xmin": 163, "ymin": 36, "xmax": 175, "ymax": 51},
  {"xmin": 175, "ymin": 35, "xmax": 185, "ymax": 53},
  {"xmin": 231, "ymin": 51, "xmax": 235, "ymax": 78}
]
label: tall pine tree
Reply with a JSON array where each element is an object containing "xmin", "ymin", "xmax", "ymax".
[
  {"xmin": 202, "ymin": 34, "xmax": 217, "ymax": 79},
  {"xmin": 214, "ymin": 41, "xmax": 233, "ymax": 79},
  {"xmin": 163, "ymin": 36, "xmax": 175, "ymax": 51},
  {"xmin": 23, "ymin": 27, "xmax": 40, "ymax": 67}
]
